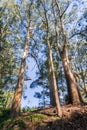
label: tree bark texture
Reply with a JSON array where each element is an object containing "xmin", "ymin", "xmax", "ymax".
[
  {"xmin": 53, "ymin": 0, "xmax": 82, "ymax": 105},
  {"xmin": 11, "ymin": 29, "xmax": 29, "ymax": 116},
  {"xmin": 62, "ymin": 53, "xmax": 81, "ymax": 105},
  {"xmin": 48, "ymin": 40, "xmax": 62, "ymax": 117}
]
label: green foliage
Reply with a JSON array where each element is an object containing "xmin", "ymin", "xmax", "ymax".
[
  {"xmin": 0, "ymin": 109, "xmax": 46, "ymax": 129},
  {"xmin": 0, "ymin": 0, "xmax": 87, "ymax": 112},
  {"xmin": 0, "ymin": 89, "xmax": 6, "ymax": 109},
  {"xmin": 0, "ymin": 4, "xmax": 20, "ymax": 110},
  {"xmin": 0, "ymin": 109, "xmax": 26, "ymax": 129},
  {"xmin": 0, "ymin": 109, "xmax": 11, "ymax": 129},
  {"xmin": 21, "ymin": 107, "xmax": 37, "ymax": 113},
  {"xmin": 25, "ymin": 113, "xmax": 46, "ymax": 122}
]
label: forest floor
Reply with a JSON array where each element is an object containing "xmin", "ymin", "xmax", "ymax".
[{"xmin": 0, "ymin": 105, "xmax": 87, "ymax": 130}]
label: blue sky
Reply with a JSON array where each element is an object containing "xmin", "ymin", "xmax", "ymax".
[
  {"xmin": 1, "ymin": 0, "xmax": 86, "ymax": 108},
  {"xmin": 20, "ymin": 0, "xmax": 87, "ymax": 108},
  {"xmin": 21, "ymin": 57, "xmax": 42, "ymax": 108}
]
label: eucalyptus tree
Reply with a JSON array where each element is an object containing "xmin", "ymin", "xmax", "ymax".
[
  {"xmin": 71, "ymin": 12, "xmax": 87, "ymax": 101},
  {"xmin": 10, "ymin": 0, "xmax": 36, "ymax": 116},
  {"xmin": 35, "ymin": 0, "xmax": 62, "ymax": 117},
  {"xmin": 0, "ymin": 3, "xmax": 19, "ymax": 109},
  {"xmin": 51, "ymin": 0, "xmax": 87, "ymax": 105},
  {"xmin": 35, "ymin": 0, "xmax": 87, "ymax": 105},
  {"xmin": 78, "ymin": 11, "xmax": 87, "ymax": 98},
  {"xmin": 73, "ymin": 41, "xmax": 87, "ymax": 101}
]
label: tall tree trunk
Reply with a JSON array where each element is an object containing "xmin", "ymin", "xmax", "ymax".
[
  {"xmin": 11, "ymin": 29, "xmax": 30, "ymax": 117},
  {"xmin": 48, "ymin": 71, "xmax": 56, "ymax": 106},
  {"xmin": 11, "ymin": 60, "xmax": 25, "ymax": 116},
  {"xmin": 60, "ymin": 28, "xmax": 81, "ymax": 105},
  {"xmin": 48, "ymin": 40, "xmax": 62, "ymax": 117},
  {"xmin": 53, "ymin": 0, "xmax": 82, "ymax": 105},
  {"xmin": 62, "ymin": 51, "xmax": 81, "ymax": 105},
  {"xmin": 48, "ymin": 64, "xmax": 56, "ymax": 106},
  {"xmin": 60, "ymin": 35, "xmax": 81, "ymax": 105},
  {"xmin": 43, "ymin": 0, "xmax": 62, "ymax": 116}
]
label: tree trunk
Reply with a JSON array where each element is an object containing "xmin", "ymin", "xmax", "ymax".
[
  {"xmin": 49, "ymin": 74, "xmax": 56, "ymax": 106},
  {"xmin": 61, "ymin": 48, "xmax": 81, "ymax": 105},
  {"xmin": 48, "ymin": 65, "xmax": 56, "ymax": 106},
  {"xmin": 48, "ymin": 40, "xmax": 62, "ymax": 117},
  {"xmin": 11, "ymin": 30, "xmax": 29, "ymax": 117},
  {"xmin": 43, "ymin": 1, "xmax": 62, "ymax": 116},
  {"xmin": 53, "ymin": 0, "xmax": 82, "ymax": 105},
  {"xmin": 11, "ymin": 60, "xmax": 25, "ymax": 116},
  {"xmin": 63, "ymin": 61, "xmax": 81, "ymax": 105}
]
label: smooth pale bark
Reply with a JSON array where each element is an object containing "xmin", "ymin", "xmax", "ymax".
[
  {"xmin": 48, "ymin": 40, "xmax": 62, "ymax": 117},
  {"xmin": 42, "ymin": 0, "xmax": 62, "ymax": 117},
  {"xmin": 49, "ymin": 77, "xmax": 56, "ymax": 106},
  {"xmin": 62, "ymin": 53, "xmax": 81, "ymax": 105},
  {"xmin": 11, "ymin": 29, "xmax": 30, "ymax": 116},
  {"xmin": 11, "ymin": 60, "xmax": 25, "ymax": 116},
  {"xmin": 48, "ymin": 63, "xmax": 56, "ymax": 106},
  {"xmin": 60, "ymin": 28, "xmax": 81, "ymax": 105},
  {"xmin": 54, "ymin": 0, "xmax": 82, "ymax": 105},
  {"xmin": 61, "ymin": 34, "xmax": 81, "ymax": 105}
]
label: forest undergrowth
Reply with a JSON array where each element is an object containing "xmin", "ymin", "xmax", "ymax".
[{"xmin": 0, "ymin": 105, "xmax": 87, "ymax": 130}]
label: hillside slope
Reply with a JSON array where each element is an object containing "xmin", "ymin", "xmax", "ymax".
[{"xmin": 0, "ymin": 105, "xmax": 87, "ymax": 130}]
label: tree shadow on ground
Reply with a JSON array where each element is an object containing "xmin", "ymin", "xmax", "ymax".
[
  {"xmin": 0, "ymin": 109, "xmax": 26, "ymax": 130},
  {"xmin": 0, "ymin": 109, "xmax": 10, "ymax": 122},
  {"xmin": 0, "ymin": 109, "xmax": 11, "ymax": 129},
  {"xmin": 1, "ymin": 107, "xmax": 87, "ymax": 130},
  {"xmin": 6, "ymin": 120, "xmax": 27, "ymax": 130},
  {"xmin": 36, "ymin": 111, "xmax": 87, "ymax": 130}
]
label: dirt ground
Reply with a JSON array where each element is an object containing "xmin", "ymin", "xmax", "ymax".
[
  {"xmin": 35, "ymin": 105, "xmax": 87, "ymax": 130},
  {"xmin": 1, "ymin": 105, "xmax": 87, "ymax": 130}
]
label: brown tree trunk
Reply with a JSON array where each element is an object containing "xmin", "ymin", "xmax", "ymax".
[
  {"xmin": 11, "ymin": 29, "xmax": 29, "ymax": 117},
  {"xmin": 48, "ymin": 63, "xmax": 56, "ymax": 106},
  {"xmin": 53, "ymin": 0, "xmax": 82, "ymax": 105},
  {"xmin": 48, "ymin": 40, "xmax": 62, "ymax": 117},
  {"xmin": 62, "ymin": 54, "xmax": 81, "ymax": 105},
  {"xmin": 48, "ymin": 71, "xmax": 56, "ymax": 106},
  {"xmin": 42, "ymin": 0, "xmax": 62, "ymax": 116},
  {"xmin": 11, "ymin": 60, "xmax": 25, "ymax": 116}
]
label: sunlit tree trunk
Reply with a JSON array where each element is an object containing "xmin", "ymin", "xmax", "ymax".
[
  {"xmin": 11, "ymin": 29, "xmax": 30, "ymax": 116},
  {"xmin": 48, "ymin": 64, "xmax": 56, "ymax": 106},
  {"xmin": 48, "ymin": 40, "xmax": 62, "ymax": 117},
  {"xmin": 49, "ymin": 77, "xmax": 56, "ymax": 106},
  {"xmin": 41, "ymin": 0, "xmax": 62, "ymax": 117},
  {"xmin": 54, "ymin": 0, "xmax": 82, "ymax": 105},
  {"xmin": 62, "ymin": 47, "xmax": 81, "ymax": 105}
]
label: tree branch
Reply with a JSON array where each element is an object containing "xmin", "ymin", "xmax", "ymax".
[
  {"xmin": 24, "ymin": 78, "xmax": 31, "ymax": 81},
  {"xmin": 69, "ymin": 30, "xmax": 86, "ymax": 40},
  {"xmin": 28, "ymin": 52, "xmax": 41, "ymax": 73},
  {"xmin": 60, "ymin": 1, "xmax": 70, "ymax": 18}
]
